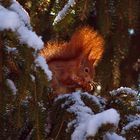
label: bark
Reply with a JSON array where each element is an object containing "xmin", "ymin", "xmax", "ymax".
[{"xmin": 0, "ymin": 33, "xmax": 3, "ymax": 94}]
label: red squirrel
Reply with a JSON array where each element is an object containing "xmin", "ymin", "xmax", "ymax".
[{"xmin": 40, "ymin": 26, "xmax": 104, "ymax": 95}]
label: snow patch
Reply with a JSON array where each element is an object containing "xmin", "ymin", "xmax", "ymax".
[
  {"xmin": 121, "ymin": 119, "xmax": 140, "ymax": 134},
  {"xmin": 30, "ymin": 74, "xmax": 35, "ymax": 82},
  {"xmin": 56, "ymin": 91, "xmax": 120, "ymax": 140},
  {"xmin": 0, "ymin": 4, "xmax": 44, "ymax": 50},
  {"xmin": 0, "ymin": 5, "xmax": 20, "ymax": 31},
  {"xmin": 6, "ymin": 79, "xmax": 17, "ymax": 95},
  {"xmin": 0, "ymin": 2, "xmax": 51, "ymax": 78},
  {"xmin": 103, "ymin": 132, "xmax": 126, "ymax": 140},
  {"xmin": 6, "ymin": 46, "xmax": 17, "ymax": 53},
  {"xmin": 17, "ymin": 26, "xmax": 43, "ymax": 50},
  {"xmin": 53, "ymin": 0, "xmax": 76, "ymax": 25},
  {"xmin": 110, "ymin": 87, "xmax": 138, "ymax": 96},
  {"xmin": 85, "ymin": 109, "xmax": 120, "ymax": 138},
  {"xmin": 9, "ymin": 0, "xmax": 31, "ymax": 29},
  {"xmin": 35, "ymin": 56, "xmax": 52, "ymax": 81}
]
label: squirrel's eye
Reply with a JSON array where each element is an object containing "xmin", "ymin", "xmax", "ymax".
[{"xmin": 84, "ymin": 67, "xmax": 89, "ymax": 73}]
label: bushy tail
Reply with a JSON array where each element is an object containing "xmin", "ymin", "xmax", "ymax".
[{"xmin": 40, "ymin": 26, "xmax": 104, "ymax": 65}]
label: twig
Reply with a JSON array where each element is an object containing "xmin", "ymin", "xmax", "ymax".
[{"xmin": 54, "ymin": 120, "xmax": 64, "ymax": 140}]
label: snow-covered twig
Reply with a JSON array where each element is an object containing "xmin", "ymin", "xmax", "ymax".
[
  {"xmin": 110, "ymin": 87, "xmax": 138, "ymax": 97},
  {"xmin": 35, "ymin": 56, "xmax": 52, "ymax": 80},
  {"xmin": 121, "ymin": 119, "xmax": 140, "ymax": 134},
  {"xmin": 53, "ymin": 0, "xmax": 76, "ymax": 25},
  {"xmin": 103, "ymin": 132, "xmax": 126, "ymax": 140},
  {"xmin": 9, "ymin": 0, "xmax": 31, "ymax": 29},
  {"xmin": 6, "ymin": 79, "xmax": 17, "ymax": 95}
]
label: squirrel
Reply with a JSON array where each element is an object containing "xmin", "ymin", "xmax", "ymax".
[{"xmin": 40, "ymin": 26, "xmax": 104, "ymax": 95}]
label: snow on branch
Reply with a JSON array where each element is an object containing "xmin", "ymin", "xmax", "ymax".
[
  {"xmin": 81, "ymin": 92, "xmax": 103, "ymax": 110},
  {"xmin": 0, "ymin": 1, "xmax": 52, "ymax": 80},
  {"xmin": 56, "ymin": 91, "xmax": 120, "ymax": 140},
  {"xmin": 121, "ymin": 119, "xmax": 140, "ymax": 135},
  {"xmin": 110, "ymin": 87, "xmax": 138, "ymax": 97},
  {"xmin": 6, "ymin": 79, "xmax": 17, "ymax": 95},
  {"xmin": 6, "ymin": 46, "xmax": 18, "ymax": 53},
  {"xmin": 9, "ymin": 0, "xmax": 31, "ymax": 29},
  {"xmin": 17, "ymin": 26, "xmax": 43, "ymax": 51},
  {"xmin": 103, "ymin": 132, "xmax": 126, "ymax": 140},
  {"xmin": 35, "ymin": 56, "xmax": 52, "ymax": 81},
  {"xmin": 85, "ymin": 109, "xmax": 120, "ymax": 138},
  {"xmin": 53, "ymin": 0, "xmax": 76, "ymax": 25},
  {"xmin": 0, "ymin": 5, "xmax": 20, "ymax": 31},
  {"xmin": 0, "ymin": 4, "xmax": 43, "ymax": 50}
]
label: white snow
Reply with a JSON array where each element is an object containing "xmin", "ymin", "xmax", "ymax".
[
  {"xmin": 6, "ymin": 46, "xmax": 17, "ymax": 53},
  {"xmin": 110, "ymin": 87, "xmax": 138, "ymax": 97},
  {"xmin": 127, "ymin": 114, "xmax": 140, "ymax": 122},
  {"xmin": 9, "ymin": 0, "xmax": 31, "ymax": 29},
  {"xmin": 56, "ymin": 91, "xmax": 120, "ymax": 140},
  {"xmin": 121, "ymin": 119, "xmax": 140, "ymax": 134},
  {"xmin": 17, "ymin": 26, "xmax": 44, "ymax": 50},
  {"xmin": 63, "ymin": 91, "xmax": 94, "ymax": 140},
  {"xmin": 0, "ymin": 5, "xmax": 20, "ymax": 31},
  {"xmin": 103, "ymin": 132, "xmax": 126, "ymax": 140},
  {"xmin": 71, "ymin": 108, "xmax": 120, "ymax": 140},
  {"xmin": 0, "ymin": 4, "xmax": 44, "ymax": 50},
  {"xmin": 0, "ymin": 2, "xmax": 52, "ymax": 79},
  {"xmin": 6, "ymin": 79, "xmax": 17, "ymax": 95},
  {"xmin": 30, "ymin": 74, "xmax": 35, "ymax": 82},
  {"xmin": 85, "ymin": 109, "xmax": 120, "ymax": 138},
  {"xmin": 35, "ymin": 55, "xmax": 52, "ymax": 81},
  {"xmin": 53, "ymin": 0, "xmax": 76, "ymax": 25}
]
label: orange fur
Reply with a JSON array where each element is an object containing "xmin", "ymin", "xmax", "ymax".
[
  {"xmin": 40, "ymin": 26, "xmax": 104, "ymax": 96},
  {"xmin": 69, "ymin": 27, "xmax": 104, "ymax": 65}
]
